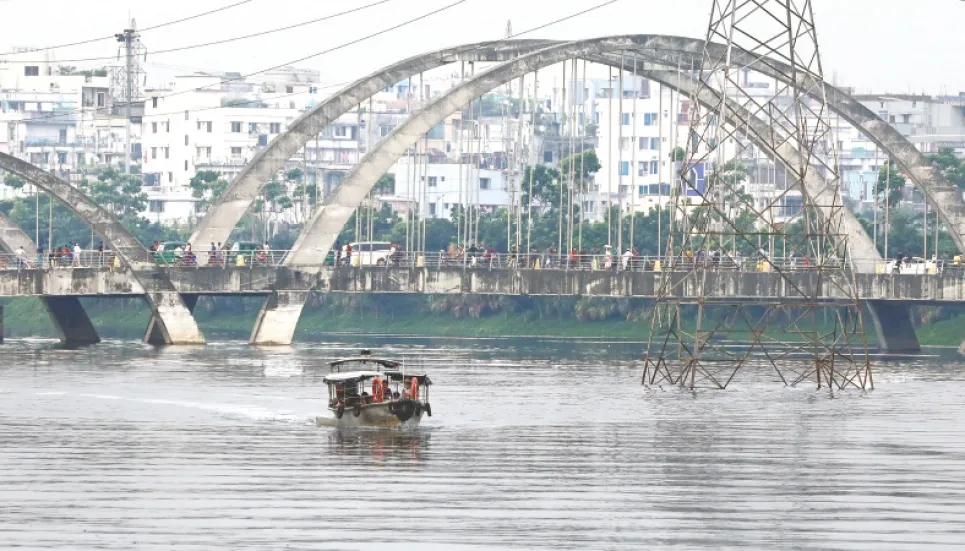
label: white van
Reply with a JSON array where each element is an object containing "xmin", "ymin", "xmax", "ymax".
[{"xmin": 349, "ymin": 241, "xmax": 395, "ymax": 266}]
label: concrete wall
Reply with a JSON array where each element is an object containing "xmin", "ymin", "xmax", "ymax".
[{"xmin": 4, "ymin": 266, "xmax": 965, "ymax": 303}]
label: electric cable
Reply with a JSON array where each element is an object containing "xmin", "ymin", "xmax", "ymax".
[
  {"xmin": 9, "ymin": 0, "xmax": 393, "ymax": 64},
  {"xmin": 0, "ymin": 0, "xmax": 255, "ymax": 57},
  {"xmin": 6, "ymin": 0, "xmax": 470, "ymax": 124}
]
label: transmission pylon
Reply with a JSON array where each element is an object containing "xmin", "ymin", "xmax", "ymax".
[
  {"xmin": 642, "ymin": 0, "xmax": 872, "ymax": 390},
  {"xmin": 111, "ymin": 19, "xmax": 146, "ymax": 174}
]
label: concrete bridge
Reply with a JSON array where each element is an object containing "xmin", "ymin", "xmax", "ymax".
[
  {"xmin": 2, "ymin": 34, "xmax": 965, "ymax": 353},
  {"xmin": 1, "ymin": 264, "xmax": 958, "ymax": 351}
]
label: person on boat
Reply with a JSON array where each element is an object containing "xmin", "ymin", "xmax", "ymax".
[{"xmin": 372, "ymin": 376, "xmax": 384, "ymax": 403}]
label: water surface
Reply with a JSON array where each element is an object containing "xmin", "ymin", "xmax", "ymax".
[{"xmin": 1, "ymin": 338, "xmax": 964, "ymax": 549}]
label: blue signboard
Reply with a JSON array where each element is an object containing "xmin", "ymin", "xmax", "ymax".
[{"xmin": 675, "ymin": 162, "xmax": 706, "ymax": 197}]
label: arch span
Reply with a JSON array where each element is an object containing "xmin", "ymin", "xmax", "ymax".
[
  {"xmin": 189, "ymin": 39, "xmax": 555, "ymax": 248},
  {"xmin": 249, "ymin": 37, "xmax": 905, "ymax": 346},
  {"xmin": 201, "ymin": 34, "xmax": 965, "ymax": 259},
  {"xmin": 0, "ymin": 214, "xmax": 100, "ymax": 344},
  {"xmin": 285, "ymin": 36, "xmax": 882, "ymax": 268},
  {"xmin": 0, "ymin": 154, "xmax": 205, "ymax": 344}
]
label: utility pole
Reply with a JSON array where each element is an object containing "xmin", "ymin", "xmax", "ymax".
[{"xmin": 115, "ymin": 26, "xmax": 137, "ymax": 174}]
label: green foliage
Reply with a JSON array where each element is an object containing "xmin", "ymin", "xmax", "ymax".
[
  {"xmin": 3, "ymin": 173, "xmax": 25, "ymax": 189},
  {"xmin": 926, "ymin": 147, "xmax": 965, "ymax": 189},
  {"xmin": 560, "ymin": 149, "xmax": 602, "ymax": 190},
  {"xmin": 876, "ymin": 160, "xmax": 906, "ymax": 208},
  {"xmin": 670, "ymin": 146, "xmax": 686, "ymax": 162}
]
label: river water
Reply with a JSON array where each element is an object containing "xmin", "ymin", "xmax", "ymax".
[{"xmin": 2, "ymin": 337, "xmax": 965, "ymax": 550}]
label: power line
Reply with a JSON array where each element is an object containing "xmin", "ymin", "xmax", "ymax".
[
  {"xmin": 0, "ymin": 0, "xmax": 255, "ymax": 57},
  {"xmin": 8, "ymin": 0, "xmax": 472, "ymax": 124},
  {"xmin": 512, "ymin": 0, "xmax": 621, "ymax": 37},
  {"xmin": 5, "ymin": 0, "xmax": 618, "ymax": 126},
  {"xmin": 10, "ymin": 0, "xmax": 394, "ymax": 64}
]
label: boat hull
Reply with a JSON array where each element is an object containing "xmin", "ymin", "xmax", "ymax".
[{"xmin": 316, "ymin": 400, "xmax": 426, "ymax": 428}]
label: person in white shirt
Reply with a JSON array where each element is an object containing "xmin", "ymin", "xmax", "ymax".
[
  {"xmin": 621, "ymin": 248, "xmax": 632, "ymax": 271},
  {"xmin": 15, "ymin": 245, "xmax": 26, "ymax": 268},
  {"xmin": 73, "ymin": 243, "xmax": 82, "ymax": 267}
]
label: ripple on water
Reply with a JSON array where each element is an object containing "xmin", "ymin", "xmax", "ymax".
[{"xmin": 1, "ymin": 339, "xmax": 965, "ymax": 549}]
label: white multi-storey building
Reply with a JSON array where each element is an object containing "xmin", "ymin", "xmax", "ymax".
[{"xmin": 0, "ymin": 48, "xmax": 135, "ymax": 186}]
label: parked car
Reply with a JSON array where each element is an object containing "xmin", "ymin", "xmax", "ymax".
[
  {"xmin": 154, "ymin": 241, "xmax": 187, "ymax": 265},
  {"xmin": 228, "ymin": 241, "xmax": 265, "ymax": 265},
  {"xmin": 348, "ymin": 241, "xmax": 396, "ymax": 266}
]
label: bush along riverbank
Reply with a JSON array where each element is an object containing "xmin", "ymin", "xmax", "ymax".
[{"xmin": 3, "ymin": 294, "xmax": 965, "ymax": 346}]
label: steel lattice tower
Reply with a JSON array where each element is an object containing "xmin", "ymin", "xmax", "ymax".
[{"xmin": 642, "ymin": 0, "xmax": 872, "ymax": 390}]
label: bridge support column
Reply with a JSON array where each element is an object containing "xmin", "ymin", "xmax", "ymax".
[
  {"xmin": 41, "ymin": 296, "xmax": 100, "ymax": 346},
  {"xmin": 249, "ymin": 291, "xmax": 308, "ymax": 345},
  {"xmin": 143, "ymin": 293, "xmax": 205, "ymax": 345},
  {"xmin": 867, "ymin": 301, "xmax": 921, "ymax": 354}
]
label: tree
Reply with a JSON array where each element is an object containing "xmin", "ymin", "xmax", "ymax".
[
  {"xmin": 926, "ymin": 147, "xmax": 965, "ymax": 189},
  {"xmin": 670, "ymin": 146, "xmax": 686, "ymax": 162},
  {"xmin": 560, "ymin": 149, "xmax": 602, "ymax": 192},
  {"xmin": 189, "ymin": 170, "xmax": 229, "ymax": 211},
  {"xmin": 520, "ymin": 165, "xmax": 562, "ymax": 211},
  {"xmin": 79, "ymin": 167, "xmax": 147, "ymax": 221},
  {"xmin": 876, "ymin": 160, "xmax": 906, "ymax": 208},
  {"xmin": 3, "ymin": 173, "xmax": 25, "ymax": 189}
]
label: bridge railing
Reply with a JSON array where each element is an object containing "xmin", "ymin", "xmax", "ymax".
[{"xmin": 1, "ymin": 249, "xmax": 959, "ymax": 276}]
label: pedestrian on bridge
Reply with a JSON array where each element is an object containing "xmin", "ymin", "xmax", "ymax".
[
  {"xmin": 36, "ymin": 244, "xmax": 45, "ymax": 269},
  {"xmin": 15, "ymin": 245, "xmax": 26, "ymax": 269}
]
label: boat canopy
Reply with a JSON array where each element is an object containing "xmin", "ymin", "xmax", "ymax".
[
  {"xmin": 382, "ymin": 370, "xmax": 432, "ymax": 385},
  {"xmin": 329, "ymin": 357, "xmax": 400, "ymax": 371},
  {"xmin": 322, "ymin": 370, "xmax": 383, "ymax": 384}
]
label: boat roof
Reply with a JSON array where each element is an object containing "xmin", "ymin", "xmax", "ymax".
[
  {"xmin": 322, "ymin": 370, "xmax": 431, "ymax": 385},
  {"xmin": 329, "ymin": 357, "xmax": 401, "ymax": 369},
  {"xmin": 323, "ymin": 370, "xmax": 383, "ymax": 383}
]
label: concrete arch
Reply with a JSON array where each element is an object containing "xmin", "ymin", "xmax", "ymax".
[
  {"xmin": 0, "ymin": 213, "xmax": 100, "ymax": 345},
  {"xmin": 0, "ymin": 153, "xmax": 205, "ymax": 344},
  {"xmin": 284, "ymin": 35, "xmax": 885, "ymax": 267},
  {"xmin": 189, "ymin": 39, "xmax": 555, "ymax": 248},
  {"xmin": 248, "ymin": 36, "xmax": 901, "ymax": 346},
  {"xmin": 202, "ymin": 34, "xmax": 965, "ymax": 257}
]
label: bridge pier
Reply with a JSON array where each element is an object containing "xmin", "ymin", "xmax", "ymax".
[
  {"xmin": 867, "ymin": 301, "xmax": 921, "ymax": 354},
  {"xmin": 249, "ymin": 291, "xmax": 308, "ymax": 345},
  {"xmin": 42, "ymin": 296, "xmax": 100, "ymax": 346},
  {"xmin": 143, "ymin": 293, "xmax": 205, "ymax": 345}
]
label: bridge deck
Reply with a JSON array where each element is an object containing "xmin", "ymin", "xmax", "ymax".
[{"xmin": 1, "ymin": 266, "xmax": 964, "ymax": 303}]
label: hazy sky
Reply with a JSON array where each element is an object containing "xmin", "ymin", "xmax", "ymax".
[{"xmin": 0, "ymin": 0, "xmax": 960, "ymax": 95}]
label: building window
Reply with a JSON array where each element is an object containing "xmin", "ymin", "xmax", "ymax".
[
  {"xmin": 619, "ymin": 161, "xmax": 629, "ymax": 176},
  {"xmin": 151, "ymin": 147, "xmax": 157, "ymax": 159},
  {"xmin": 639, "ymin": 137, "xmax": 648, "ymax": 150},
  {"xmin": 380, "ymin": 125, "xmax": 392, "ymax": 137},
  {"xmin": 184, "ymin": 111, "xmax": 190, "ymax": 120},
  {"xmin": 205, "ymin": 147, "xmax": 212, "ymax": 157},
  {"xmin": 427, "ymin": 176, "xmax": 437, "ymax": 187},
  {"xmin": 231, "ymin": 122, "xmax": 242, "ymax": 133},
  {"xmin": 650, "ymin": 160, "xmax": 659, "ymax": 174},
  {"xmin": 428, "ymin": 203, "xmax": 437, "ymax": 216},
  {"xmin": 638, "ymin": 162, "xmax": 649, "ymax": 176},
  {"xmin": 231, "ymin": 147, "xmax": 242, "ymax": 155},
  {"xmin": 151, "ymin": 122, "xmax": 158, "ymax": 133},
  {"xmin": 650, "ymin": 137, "xmax": 659, "ymax": 150},
  {"xmin": 184, "ymin": 135, "xmax": 189, "ymax": 146},
  {"xmin": 97, "ymin": 92, "xmax": 106, "ymax": 108},
  {"xmin": 479, "ymin": 177, "xmax": 491, "ymax": 190},
  {"xmin": 148, "ymin": 200, "xmax": 165, "ymax": 213},
  {"xmin": 184, "ymin": 160, "xmax": 189, "ymax": 171},
  {"xmin": 620, "ymin": 137, "xmax": 632, "ymax": 150},
  {"xmin": 164, "ymin": 147, "xmax": 170, "ymax": 159},
  {"xmin": 168, "ymin": 172, "xmax": 173, "ymax": 183},
  {"xmin": 164, "ymin": 121, "xmax": 170, "ymax": 132},
  {"xmin": 24, "ymin": 66, "xmax": 39, "ymax": 76},
  {"xmin": 269, "ymin": 122, "xmax": 281, "ymax": 134},
  {"xmin": 249, "ymin": 123, "xmax": 258, "ymax": 133},
  {"xmin": 543, "ymin": 151, "xmax": 553, "ymax": 163},
  {"xmin": 286, "ymin": 86, "xmax": 294, "ymax": 94},
  {"xmin": 621, "ymin": 113, "xmax": 631, "ymax": 125},
  {"xmin": 206, "ymin": 121, "xmax": 212, "ymax": 133},
  {"xmin": 57, "ymin": 152, "xmax": 67, "ymax": 164},
  {"xmin": 335, "ymin": 126, "xmax": 347, "ymax": 137}
]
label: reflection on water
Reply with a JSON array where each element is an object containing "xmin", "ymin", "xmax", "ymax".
[{"xmin": 1, "ymin": 337, "xmax": 965, "ymax": 549}]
